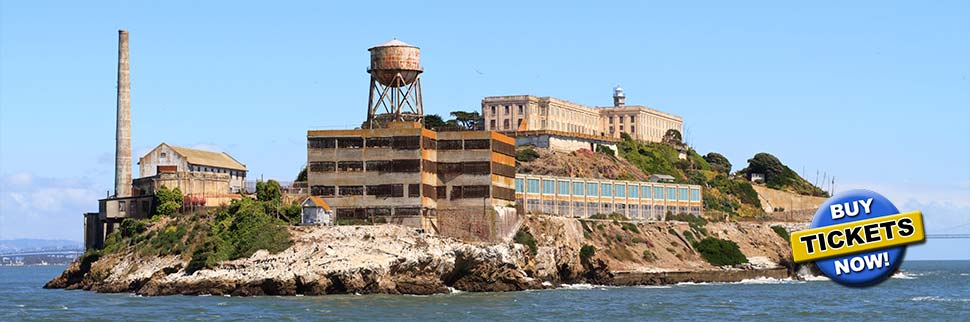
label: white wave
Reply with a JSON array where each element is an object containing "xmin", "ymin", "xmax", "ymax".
[
  {"xmin": 911, "ymin": 296, "xmax": 970, "ymax": 302},
  {"xmin": 892, "ymin": 272, "xmax": 918, "ymax": 280},
  {"xmin": 737, "ymin": 277, "xmax": 802, "ymax": 284},
  {"xmin": 959, "ymin": 273, "xmax": 969, "ymax": 276},
  {"xmin": 541, "ymin": 281, "xmax": 553, "ymax": 287},
  {"xmin": 559, "ymin": 283, "xmax": 596, "ymax": 289},
  {"xmin": 800, "ymin": 274, "xmax": 830, "ymax": 282},
  {"xmin": 635, "ymin": 285, "xmax": 672, "ymax": 289},
  {"xmin": 16, "ymin": 304, "xmax": 25, "ymax": 308},
  {"xmin": 447, "ymin": 287, "xmax": 464, "ymax": 294}
]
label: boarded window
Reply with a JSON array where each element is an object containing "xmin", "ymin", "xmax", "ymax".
[
  {"xmin": 336, "ymin": 208, "xmax": 366, "ymax": 219},
  {"xmin": 464, "ymin": 139, "xmax": 490, "ymax": 150},
  {"xmin": 308, "ymin": 137, "xmax": 337, "ymax": 149},
  {"xmin": 311, "ymin": 185, "xmax": 335, "ymax": 196},
  {"xmin": 437, "ymin": 162, "xmax": 462, "ymax": 174},
  {"xmin": 365, "ymin": 160, "xmax": 390, "ymax": 172},
  {"xmin": 422, "ymin": 184, "xmax": 437, "ymax": 199},
  {"xmin": 408, "ymin": 184, "xmax": 420, "ymax": 198},
  {"xmin": 422, "ymin": 137, "xmax": 436, "ymax": 149},
  {"xmin": 337, "ymin": 137, "xmax": 364, "ymax": 148},
  {"xmin": 492, "ymin": 139, "xmax": 515, "ymax": 156},
  {"xmin": 338, "ymin": 185, "xmax": 364, "ymax": 196},
  {"xmin": 391, "ymin": 136, "xmax": 421, "ymax": 150},
  {"xmin": 422, "ymin": 159, "xmax": 436, "ymax": 173},
  {"xmin": 366, "ymin": 184, "xmax": 404, "ymax": 198},
  {"xmin": 453, "ymin": 185, "xmax": 489, "ymax": 199},
  {"xmin": 450, "ymin": 186, "xmax": 462, "ymax": 200},
  {"xmin": 337, "ymin": 161, "xmax": 364, "ymax": 172},
  {"xmin": 366, "ymin": 137, "xmax": 391, "ymax": 148},
  {"xmin": 462, "ymin": 161, "xmax": 491, "ymax": 175},
  {"xmin": 366, "ymin": 207, "xmax": 392, "ymax": 217},
  {"xmin": 493, "ymin": 186, "xmax": 515, "ymax": 201},
  {"xmin": 309, "ymin": 161, "xmax": 335, "ymax": 172},
  {"xmin": 492, "ymin": 162, "xmax": 515, "ymax": 177}
]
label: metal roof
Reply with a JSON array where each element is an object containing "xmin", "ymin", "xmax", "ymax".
[
  {"xmin": 304, "ymin": 196, "xmax": 332, "ymax": 211},
  {"xmin": 162, "ymin": 144, "xmax": 247, "ymax": 171}
]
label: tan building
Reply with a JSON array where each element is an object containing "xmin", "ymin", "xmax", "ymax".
[
  {"xmin": 482, "ymin": 86, "xmax": 684, "ymax": 143},
  {"xmin": 515, "ymin": 174, "xmax": 703, "ymax": 220},
  {"xmin": 137, "ymin": 143, "xmax": 248, "ymax": 193},
  {"xmin": 306, "ymin": 121, "xmax": 517, "ymax": 234}
]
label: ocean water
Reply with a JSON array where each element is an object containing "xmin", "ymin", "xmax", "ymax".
[{"xmin": 1, "ymin": 261, "xmax": 967, "ymax": 321}]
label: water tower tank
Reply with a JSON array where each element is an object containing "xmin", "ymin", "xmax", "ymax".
[{"xmin": 368, "ymin": 39, "xmax": 422, "ymax": 87}]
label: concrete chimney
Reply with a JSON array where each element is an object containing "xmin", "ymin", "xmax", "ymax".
[{"xmin": 114, "ymin": 30, "xmax": 132, "ymax": 197}]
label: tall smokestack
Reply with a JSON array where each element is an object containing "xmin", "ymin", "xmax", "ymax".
[{"xmin": 115, "ymin": 29, "xmax": 131, "ymax": 197}]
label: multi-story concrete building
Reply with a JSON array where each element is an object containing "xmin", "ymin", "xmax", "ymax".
[
  {"xmin": 482, "ymin": 86, "xmax": 684, "ymax": 143},
  {"xmin": 515, "ymin": 174, "xmax": 703, "ymax": 220},
  {"xmin": 306, "ymin": 121, "xmax": 517, "ymax": 233}
]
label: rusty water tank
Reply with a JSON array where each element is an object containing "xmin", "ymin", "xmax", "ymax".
[{"xmin": 368, "ymin": 39, "xmax": 422, "ymax": 87}]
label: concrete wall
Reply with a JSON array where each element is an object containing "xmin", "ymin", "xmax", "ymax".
[
  {"xmin": 437, "ymin": 205, "xmax": 521, "ymax": 242},
  {"xmin": 515, "ymin": 133, "xmax": 618, "ymax": 154}
]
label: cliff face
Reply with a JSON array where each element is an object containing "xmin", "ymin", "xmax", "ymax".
[{"xmin": 47, "ymin": 216, "xmax": 795, "ymax": 296}]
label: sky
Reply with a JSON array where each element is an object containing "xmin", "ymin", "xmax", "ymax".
[{"xmin": 1, "ymin": 1, "xmax": 967, "ymax": 259}]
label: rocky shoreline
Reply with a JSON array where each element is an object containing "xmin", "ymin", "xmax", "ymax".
[{"xmin": 46, "ymin": 216, "xmax": 799, "ymax": 296}]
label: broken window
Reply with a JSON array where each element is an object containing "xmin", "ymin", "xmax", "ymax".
[
  {"xmin": 338, "ymin": 185, "xmax": 364, "ymax": 196},
  {"xmin": 462, "ymin": 185, "xmax": 490, "ymax": 199},
  {"xmin": 311, "ymin": 185, "xmax": 335, "ymax": 197},
  {"xmin": 421, "ymin": 159, "xmax": 436, "ymax": 173},
  {"xmin": 308, "ymin": 137, "xmax": 337, "ymax": 149},
  {"xmin": 464, "ymin": 139, "xmax": 490, "ymax": 150},
  {"xmin": 493, "ymin": 162, "xmax": 515, "ymax": 177},
  {"xmin": 408, "ymin": 184, "xmax": 420, "ymax": 198},
  {"xmin": 366, "ymin": 137, "xmax": 391, "ymax": 148},
  {"xmin": 438, "ymin": 140, "xmax": 463, "ymax": 150},
  {"xmin": 394, "ymin": 207, "xmax": 421, "ymax": 217},
  {"xmin": 366, "ymin": 184, "xmax": 404, "ymax": 198},
  {"xmin": 437, "ymin": 162, "xmax": 462, "ymax": 175},
  {"xmin": 391, "ymin": 159, "xmax": 421, "ymax": 172},
  {"xmin": 337, "ymin": 161, "xmax": 364, "ymax": 172},
  {"xmin": 493, "ymin": 186, "xmax": 515, "ymax": 201},
  {"xmin": 365, "ymin": 160, "xmax": 390, "ymax": 172},
  {"xmin": 462, "ymin": 161, "xmax": 490, "ymax": 175},
  {"xmin": 337, "ymin": 137, "xmax": 364, "ymax": 149},
  {"xmin": 309, "ymin": 161, "xmax": 335, "ymax": 172},
  {"xmin": 336, "ymin": 208, "xmax": 366, "ymax": 219},
  {"xmin": 435, "ymin": 186, "xmax": 447, "ymax": 200},
  {"xmin": 422, "ymin": 184, "xmax": 437, "ymax": 199},
  {"xmin": 422, "ymin": 137, "xmax": 436, "ymax": 149},
  {"xmin": 391, "ymin": 136, "xmax": 421, "ymax": 150}
]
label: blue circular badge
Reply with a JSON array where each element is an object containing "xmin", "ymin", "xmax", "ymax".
[{"xmin": 810, "ymin": 189, "xmax": 904, "ymax": 286}]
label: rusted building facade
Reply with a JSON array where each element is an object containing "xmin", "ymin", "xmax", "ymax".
[{"xmin": 306, "ymin": 122, "xmax": 517, "ymax": 232}]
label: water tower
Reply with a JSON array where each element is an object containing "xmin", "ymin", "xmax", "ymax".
[{"xmin": 366, "ymin": 39, "xmax": 424, "ymax": 128}]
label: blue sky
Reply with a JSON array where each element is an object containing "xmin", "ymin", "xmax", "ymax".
[{"xmin": 1, "ymin": 1, "xmax": 967, "ymax": 259}]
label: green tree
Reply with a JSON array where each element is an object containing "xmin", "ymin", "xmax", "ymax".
[
  {"xmin": 662, "ymin": 129, "xmax": 683, "ymax": 145},
  {"xmin": 424, "ymin": 114, "xmax": 449, "ymax": 130},
  {"xmin": 255, "ymin": 180, "xmax": 282, "ymax": 202},
  {"xmin": 704, "ymin": 152, "xmax": 732, "ymax": 174},
  {"xmin": 295, "ymin": 167, "xmax": 307, "ymax": 182},
  {"xmin": 449, "ymin": 111, "xmax": 483, "ymax": 130},
  {"xmin": 154, "ymin": 186, "xmax": 183, "ymax": 216}
]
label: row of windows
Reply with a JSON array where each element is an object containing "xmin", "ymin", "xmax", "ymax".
[
  {"xmin": 515, "ymin": 178, "xmax": 701, "ymax": 201},
  {"xmin": 189, "ymin": 165, "xmax": 244, "ymax": 177},
  {"xmin": 487, "ymin": 104, "xmax": 526, "ymax": 116},
  {"xmin": 518, "ymin": 198, "xmax": 702, "ymax": 218},
  {"xmin": 310, "ymin": 184, "xmax": 507, "ymax": 200}
]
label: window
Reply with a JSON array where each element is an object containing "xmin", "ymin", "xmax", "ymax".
[
  {"xmin": 518, "ymin": 105, "xmax": 524, "ymax": 114},
  {"xmin": 527, "ymin": 179, "xmax": 540, "ymax": 193},
  {"xmin": 631, "ymin": 126, "xmax": 635, "ymax": 133},
  {"xmin": 630, "ymin": 116, "xmax": 635, "ymax": 123},
  {"xmin": 491, "ymin": 106, "xmax": 496, "ymax": 114},
  {"xmin": 620, "ymin": 125, "xmax": 624, "ymax": 131},
  {"xmin": 654, "ymin": 187, "xmax": 664, "ymax": 199},
  {"xmin": 572, "ymin": 182, "xmax": 585, "ymax": 196},
  {"xmin": 503, "ymin": 119, "xmax": 510, "ymax": 130},
  {"xmin": 517, "ymin": 119, "xmax": 523, "ymax": 127},
  {"xmin": 587, "ymin": 183, "xmax": 598, "ymax": 196},
  {"xmin": 515, "ymin": 178, "xmax": 524, "ymax": 192},
  {"xmin": 615, "ymin": 184, "xmax": 626, "ymax": 198},
  {"xmin": 490, "ymin": 120, "xmax": 496, "ymax": 129},
  {"xmin": 160, "ymin": 152, "xmax": 167, "ymax": 158},
  {"xmin": 558, "ymin": 181, "xmax": 570, "ymax": 195},
  {"xmin": 118, "ymin": 201, "xmax": 125, "ymax": 211},
  {"xmin": 609, "ymin": 116, "xmax": 614, "ymax": 124},
  {"xmin": 691, "ymin": 189, "xmax": 700, "ymax": 201},
  {"xmin": 629, "ymin": 185, "xmax": 638, "ymax": 198},
  {"xmin": 619, "ymin": 117, "xmax": 624, "ymax": 123},
  {"xmin": 679, "ymin": 188, "xmax": 689, "ymax": 201},
  {"xmin": 667, "ymin": 187, "xmax": 677, "ymax": 200},
  {"xmin": 609, "ymin": 126, "xmax": 614, "ymax": 133},
  {"xmin": 642, "ymin": 186, "xmax": 651, "ymax": 199},
  {"xmin": 504, "ymin": 105, "xmax": 510, "ymax": 115},
  {"xmin": 602, "ymin": 183, "xmax": 612, "ymax": 197},
  {"xmin": 542, "ymin": 179, "xmax": 555, "ymax": 194}
]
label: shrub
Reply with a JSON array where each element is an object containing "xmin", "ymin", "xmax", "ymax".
[
  {"xmin": 772, "ymin": 226, "xmax": 790, "ymax": 243},
  {"xmin": 596, "ymin": 144, "xmax": 616, "ymax": 156},
  {"xmin": 120, "ymin": 218, "xmax": 147, "ymax": 238},
  {"xmin": 188, "ymin": 198, "xmax": 292, "ymax": 272},
  {"xmin": 255, "ymin": 180, "xmax": 282, "ymax": 202},
  {"xmin": 579, "ymin": 245, "xmax": 596, "ymax": 261},
  {"xmin": 704, "ymin": 152, "xmax": 732, "ymax": 174},
  {"xmin": 154, "ymin": 186, "xmax": 183, "ymax": 216},
  {"xmin": 515, "ymin": 148, "xmax": 540, "ymax": 162},
  {"xmin": 682, "ymin": 230, "xmax": 696, "ymax": 244},
  {"xmin": 615, "ymin": 234, "xmax": 624, "ymax": 243},
  {"xmin": 694, "ymin": 237, "xmax": 747, "ymax": 266},
  {"xmin": 621, "ymin": 223, "xmax": 640, "ymax": 234},
  {"xmin": 642, "ymin": 250, "xmax": 656, "ymax": 261},
  {"xmin": 513, "ymin": 229, "xmax": 538, "ymax": 256}
]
